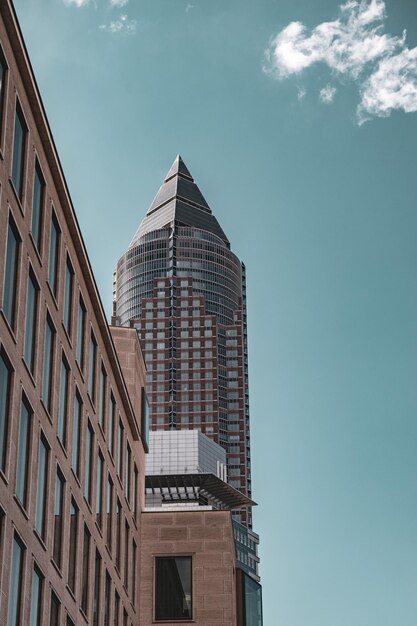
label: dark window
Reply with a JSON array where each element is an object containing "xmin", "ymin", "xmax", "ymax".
[
  {"xmin": 117, "ymin": 420, "xmax": 123, "ymax": 480},
  {"xmin": 114, "ymin": 592, "xmax": 120, "ymax": 626},
  {"xmin": 104, "ymin": 572, "xmax": 111, "ymax": 626},
  {"xmin": 48, "ymin": 211, "xmax": 60, "ymax": 297},
  {"xmin": 88, "ymin": 332, "xmax": 97, "ymax": 402},
  {"xmin": 93, "ymin": 550, "xmax": 101, "ymax": 626},
  {"xmin": 124, "ymin": 522, "xmax": 129, "ymax": 591},
  {"xmin": 31, "ymin": 161, "xmax": 44, "ymax": 251},
  {"xmin": 96, "ymin": 451, "xmax": 104, "ymax": 529},
  {"xmin": 11, "ymin": 101, "xmax": 27, "ymax": 199},
  {"xmin": 106, "ymin": 477, "xmax": 113, "ymax": 551},
  {"xmin": 155, "ymin": 556, "xmax": 192, "ymax": 621},
  {"xmin": 42, "ymin": 314, "xmax": 55, "ymax": 413},
  {"xmin": 115, "ymin": 499, "xmax": 121, "ymax": 571},
  {"xmin": 99, "ymin": 364, "xmax": 106, "ymax": 431},
  {"xmin": 67, "ymin": 617, "xmax": 75, "ymax": 626},
  {"xmin": 71, "ymin": 390, "xmax": 82, "ymax": 478},
  {"xmin": 7, "ymin": 535, "xmax": 25, "ymax": 626},
  {"xmin": 0, "ymin": 50, "xmax": 7, "ymax": 142},
  {"xmin": 24, "ymin": 269, "xmax": 39, "ymax": 373},
  {"xmin": 3, "ymin": 218, "xmax": 20, "ymax": 329},
  {"xmin": 16, "ymin": 394, "xmax": 32, "ymax": 507},
  {"xmin": 109, "ymin": 393, "xmax": 116, "ymax": 457},
  {"xmin": 81, "ymin": 525, "xmax": 91, "ymax": 615},
  {"xmin": 123, "ymin": 609, "xmax": 128, "ymax": 626},
  {"xmin": 131, "ymin": 541, "xmax": 137, "ymax": 606},
  {"xmin": 85, "ymin": 422, "xmax": 94, "ymax": 504},
  {"xmin": 125, "ymin": 443, "xmax": 131, "ymax": 504},
  {"xmin": 63, "ymin": 256, "xmax": 74, "ymax": 336},
  {"xmin": 68, "ymin": 499, "xmax": 78, "ymax": 593},
  {"xmin": 53, "ymin": 470, "xmax": 64, "ymax": 568},
  {"xmin": 76, "ymin": 296, "xmax": 86, "ymax": 370},
  {"xmin": 133, "ymin": 465, "xmax": 138, "ymax": 522},
  {"xmin": 141, "ymin": 388, "xmax": 150, "ymax": 452},
  {"xmin": 0, "ymin": 349, "xmax": 12, "ymax": 471},
  {"xmin": 29, "ymin": 566, "xmax": 43, "ymax": 626},
  {"xmin": 35, "ymin": 435, "xmax": 49, "ymax": 539},
  {"xmin": 58, "ymin": 355, "xmax": 70, "ymax": 446},
  {"xmin": 49, "ymin": 591, "xmax": 60, "ymax": 626}
]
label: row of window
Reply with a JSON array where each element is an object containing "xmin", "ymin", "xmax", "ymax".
[{"xmin": 5, "ymin": 525, "xmax": 133, "ymax": 626}]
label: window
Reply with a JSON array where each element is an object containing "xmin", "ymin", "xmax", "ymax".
[
  {"xmin": 49, "ymin": 591, "xmax": 60, "ymax": 626},
  {"xmin": 31, "ymin": 160, "xmax": 44, "ymax": 251},
  {"xmin": 76, "ymin": 296, "xmax": 86, "ymax": 370},
  {"xmin": 81, "ymin": 525, "xmax": 91, "ymax": 615},
  {"xmin": 117, "ymin": 420, "xmax": 123, "ymax": 480},
  {"xmin": 24, "ymin": 270, "xmax": 39, "ymax": 373},
  {"xmin": 29, "ymin": 566, "xmax": 43, "ymax": 626},
  {"xmin": 11, "ymin": 101, "xmax": 27, "ymax": 199},
  {"xmin": 93, "ymin": 550, "xmax": 101, "ymax": 626},
  {"xmin": 106, "ymin": 476, "xmax": 113, "ymax": 550},
  {"xmin": 125, "ymin": 443, "xmax": 131, "ymax": 503},
  {"xmin": 63, "ymin": 256, "xmax": 74, "ymax": 335},
  {"xmin": 58, "ymin": 355, "xmax": 70, "ymax": 446},
  {"xmin": 0, "ymin": 349, "xmax": 12, "ymax": 471},
  {"xmin": 53, "ymin": 470, "xmax": 64, "ymax": 568},
  {"xmin": 96, "ymin": 451, "xmax": 104, "ymax": 529},
  {"xmin": 155, "ymin": 556, "xmax": 192, "ymax": 621},
  {"xmin": 108, "ymin": 393, "xmax": 116, "ymax": 457},
  {"xmin": 42, "ymin": 314, "xmax": 55, "ymax": 413},
  {"xmin": 131, "ymin": 540, "xmax": 137, "ymax": 606},
  {"xmin": 16, "ymin": 394, "xmax": 32, "ymax": 507},
  {"xmin": 99, "ymin": 365, "xmax": 106, "ymax": 431},
  {"xmin": 85, "ymin": 422, "xmax": 94, "ymax": 504},
  {"xmin": 114, "ymin": 592, "xmax": 120, "ymax": 626},
  {"xmin": 133, "ymin": 465, "xmax": 138, "ymax": 521},
  {"xmin": 68, "ymin": 499, "xmax": 78, "ymax": 594},
  {"xmin": 35, "ymin": 435, "xmax": 49, "ymax": 539},
  {"xmin": 48, "ymin": 211, "xmax": 60, "ymax": 297},
  {"xmin": 104, "ymin": 572, "xmax": 111, "ymax": 626},
  {"xmin": 88, "ymin": 332, "xmax": 97, "ymax": 402},
  {"xmin": 0, "ymin": 49, "xmax": 7, "ymax": 141},
  {"xmin": 7, "ymin": 535, "xmax": 25, "ymax": 626},
  {"xmin": 72, "ymin": 390, "xmax": 82, "ymax": 477},
  {"xmin": 124, "ymin": 522, "xmax": 129, "ymax": 590},
  {"xmin": 3, "ymin": 217, "xmax": 20, "ymax": 329},
  {"xmin": 115, "ymin": 499, "xmax": 121, "ymax": 571}
]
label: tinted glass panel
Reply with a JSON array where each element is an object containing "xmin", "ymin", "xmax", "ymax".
[
  {"xmin": 106, "ymin": 477, "xmax": 113, "ymax": 550},
  {"xmin": 48, "ymin": 212, "xmax": 60, "ymax": 296},
  {"xmin": 7, "ymin": 536, "xmax": 24, "ymax": 626},
  {"xmin": 81, "ymin": 526, "xmax": 90, "ymax": 614},
  {"xmin": 99, "ymin": 366, "xmax": 106, "ymax": 430},
  {"xmin": 0, "ymin": 350, "xmax": 12, "ymax": 471},
  {"xmin": 0, "ymin": 53, "xmax": 6, "ymax": 140},
  {"xmin": 155, "ymin": 556, "xmax": 192, "ymax": 621},
  {"xmin": 72, "ymin": 391, "xmax": 82, "ymax": 477},
  {"xmin": 16, "ymin": 397, "xmax": 31, "ymax": 506},
  {"xmin": 96, "ymin": 452, "xmax": 103, "ymax": 528},
  {"xmin": 3, "ymin": 219, "xmax": 20, "ymax": 328},
  {"xmin": 53, "ymin": 471, "xmax": 64, "ymax": 567},
  {"xmin": 11, "ymin": 103, "xmax": 26, "ymax": 198},
  {"xmin": 31, "ymin": 162, "xmax": 44, "ymax": 251},
  {"xmin": 63, "ymin": 257, "xmax": 74, "ymax": 335},
  {"xmin": 85, "ymin": 423, "xmax": 94, "ymax": 503},
  {"xmin": 88, "ymin": 334, "xmax": 97, "ymax": 401},
  {"xmin": 35, "ymin": 436, "xmax": 48, "ymax": 538},
  {"xmin": 24, "ymin": 271, "xmax": 38, "ymax": 372},
  {"xmin": 42, "ymin": 316, "xmax": 55, "ymax": 412},
  {"xmin": 93, "ymin": 550, "xmax": 101, "ymax": 626},
  {"xmin": 29, "ymin": 567, "xmax": 43, "ymax": 626},
  {"xmin": 68, "ymin": 499, "xmax": 78, "ymax": 593},
  {"xmin": 49, "ymin": 591, "xmax": 60, "ymax": 626},
  {"xmin": 76, "ymin": 297, "xmax": 86, "ymax": 369},
  {"xmin": 58, "ymin": 357, "xmax": 69, "ymax": 445}
]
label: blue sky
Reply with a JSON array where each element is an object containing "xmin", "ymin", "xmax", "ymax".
[{"xmin": 13, "ymin": 1, "xmax": 417, "ymax": 624}]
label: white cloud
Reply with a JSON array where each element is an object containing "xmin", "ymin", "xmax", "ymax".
[
  {"xmin": 63, "ymin": 0, "xmax": 89, "ymax": 6},
  {"xmin": 264, "ymin": 0, "xmax": 417, "ymax": 123},
  {"xmin": 99, "ymin": 13, "xmax": 137, "ymax": 34},
  {"xmin": 185, "ymin": 3, "xmax": 194, "ymax": 13},
  {"xmin": 320, "ymin": 84, "xmax": 337, "ymax": 103},
  {"xmin": 358, "ymin": 47, "xmax": 417, "ymax": 123},
  {"xmin": 110, "ymin": 0, "xmax": 129, "ymax": 7}
]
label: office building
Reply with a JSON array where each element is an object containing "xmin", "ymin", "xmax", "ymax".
[{"xmin": 113, "ymin": 156, "xmax": 253, "ymax": 527}]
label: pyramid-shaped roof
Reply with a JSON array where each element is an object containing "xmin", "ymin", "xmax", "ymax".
[{"xmin": 129, "ymin": 156, "xmax": 229, "ymax": 247}]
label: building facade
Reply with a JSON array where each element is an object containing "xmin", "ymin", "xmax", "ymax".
[{"xmin": 113, "ymin": 156, "xmax": 252, "ymax": 527}]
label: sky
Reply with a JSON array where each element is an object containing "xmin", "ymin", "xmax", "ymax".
[{"xmin": 12, "ymin": 0, "xmax": 417, "ymax": 624}]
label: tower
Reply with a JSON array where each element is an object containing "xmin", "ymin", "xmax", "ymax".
[{"xmin": 113, "ymin": 156, "xmax": 252, "ymax": 527}]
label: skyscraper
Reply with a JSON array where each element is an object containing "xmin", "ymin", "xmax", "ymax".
[{"xmin": 113, "ymin": 156, "xmax": 253, "ymax": 527}]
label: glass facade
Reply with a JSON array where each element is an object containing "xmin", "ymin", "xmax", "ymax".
[
  {"xmin": 3, "ymin": 218, "xmax": 20, "ymax": 329},
  {"xmin": 11, "ymin": 102, "xmax": 26, "ymax": 198},
  {"xmin": 155, "ymin": 556, "xmax": 192, "ymax": 621}
]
